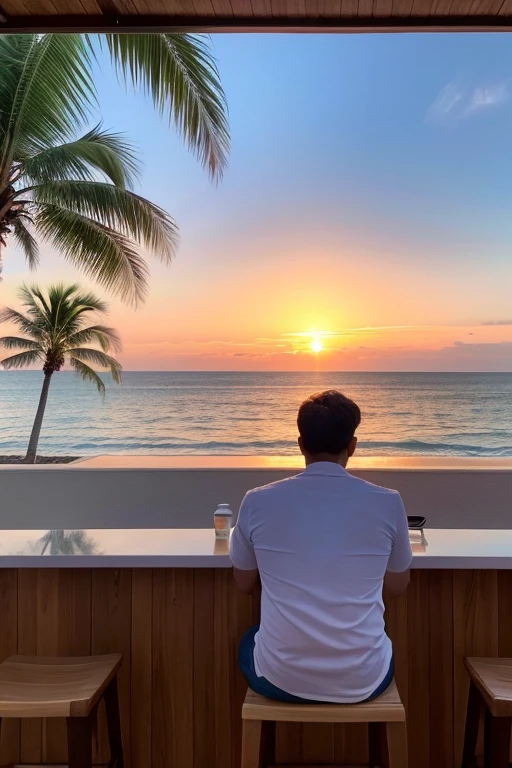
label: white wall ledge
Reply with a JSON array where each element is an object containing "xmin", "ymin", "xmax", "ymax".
[{"xmin": 1, "ymin": 458, "xmax": 512, "ymax": 529}]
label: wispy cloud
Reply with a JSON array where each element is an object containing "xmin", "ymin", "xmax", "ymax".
[
  {"xmin": 427, "ymin": 80, "xmax": 508, "ymax": 124},
  {"xmin": 482, "ymin": 320, "xmax": 512, "ymax": 326},
  {"xmin": 465, "ymin": 84, "xmax": 509, "ymax": 115},
  {"xmin": 427, "ymin": 82, "xmax": 466, "ymax": 122}
]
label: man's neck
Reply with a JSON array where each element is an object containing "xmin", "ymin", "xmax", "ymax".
[{"xmin": 305, "ymin": 453, "xmax": 348, "ymax": 468}]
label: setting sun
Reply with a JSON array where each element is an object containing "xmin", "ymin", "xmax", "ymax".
[{"xmin": 311, "ymin": 339, "xmax": 324, "ymax": 353}]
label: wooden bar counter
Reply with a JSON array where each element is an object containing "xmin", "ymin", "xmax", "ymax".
[{"xmin": 0, "ymin": 528, "xmax": 511, "ymax": 768}]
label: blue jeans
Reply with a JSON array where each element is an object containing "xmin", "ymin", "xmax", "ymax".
[{"xmin": 239, "ymin": 625, "xmax": 394, "ymax": 704}]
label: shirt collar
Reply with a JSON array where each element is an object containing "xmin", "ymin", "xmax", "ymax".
[{"xmin": 302, "ymin": 461, "xmax": 349, "ymax": 477}]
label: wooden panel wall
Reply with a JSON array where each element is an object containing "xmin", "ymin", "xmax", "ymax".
[{"xmin": 0, "ymin": 567, "xmax": 510, "ymax": 767}]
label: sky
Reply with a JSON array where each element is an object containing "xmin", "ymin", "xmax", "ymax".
[{"xmin": 4, "ymin": 32, "xmax": 512, "ymax": 371}]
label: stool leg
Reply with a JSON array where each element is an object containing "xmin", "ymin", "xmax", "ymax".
[
  {"xmin": 369, "ymin": 722, "xmax": 389, "ymax": 768},
  {"xmin": 386, "ymin": 722, "xmax": 408, "ymax": 768},
  {"xmin": 67, "ymin": 712, "xmax": 94, "ymax": 768},
  {"xmin": 104, "ymin": 677, "xmax": 124, "ymax": 768},
  {"xmin": 242, "ymin": 720, "xmax": 276, "ymax": 768},
  {"xmin": 461, "ymin": 681, "xmax": 481, "ymax": 768},
  {"xmin": 483, "ymin": 709, "xmax": 511, "ymax": 768}
]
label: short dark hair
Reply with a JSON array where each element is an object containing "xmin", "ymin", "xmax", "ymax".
[{"xmin": 297, "ymin": 390, "xmax": 361, "ymax": 456}]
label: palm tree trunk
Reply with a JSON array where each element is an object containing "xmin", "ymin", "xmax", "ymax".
[{"xmin": 25, "ymin": 372, "xmax": 53, "ymax": 464}]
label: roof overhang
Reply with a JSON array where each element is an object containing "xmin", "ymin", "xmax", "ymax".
[{"xmin": 0, "ymin": 0, "xmax": 511, "ymax": 33}]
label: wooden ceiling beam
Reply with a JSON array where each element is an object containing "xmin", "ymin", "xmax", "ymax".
[{"xmin": 1, "ymin": 11, "xmax": 512, "ymax": 31}]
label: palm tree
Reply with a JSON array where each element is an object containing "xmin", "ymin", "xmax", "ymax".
[
  {"xmin": 0, "ymin": 34, "xmax": 229, "ymax": 303},
  {"xmin": 38, "ymin": 530, "xmax": 99, "ymax": 556},
  {"xmin": 0, "ymin": 283, "xmax": 122, "ymax": 463}
]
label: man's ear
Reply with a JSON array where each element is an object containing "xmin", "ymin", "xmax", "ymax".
[{"xmin": 347, "ymin": 436, "xmax": 357, "ymax": 458}]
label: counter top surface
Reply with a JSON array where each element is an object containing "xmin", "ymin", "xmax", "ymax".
[{"xmin": 0, "ymin": 528, "xmax": 511, "ymax": 568}]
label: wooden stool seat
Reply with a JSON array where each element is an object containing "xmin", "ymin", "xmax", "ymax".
[
  {"xmin": 462, "ymin": 657, "xmax": 512, "ymax": 768},
  {"xmin": 241, "ymin": 679, "xmax": 408, "ymax": 768},
  {"xmin": 242, "ymin": 678, "xmax": 406, "ymax": 723},
  {"xmin": 0, "ymin": 654, "xmax": 122, "ymax": 718},
  {"xmin": 464, "ymin": 657, "xmax": 512, "ymax": 718},
  {"xmin": 0, "ymin": 655, "xmax": 124, "ymax": 768}
]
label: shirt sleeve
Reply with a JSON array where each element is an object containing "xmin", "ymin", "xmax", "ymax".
[
  {"xmin": 229, "ymin": 493, "xmax": 258, "ymax": 571},
  {"xmin": 387, "ymin": 493, "xmax": 413, "ymax": 573}
]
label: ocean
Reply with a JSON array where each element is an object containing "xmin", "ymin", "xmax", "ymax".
[{"xmin": 1, "ymin": 371, "xmax": 512, "ymax": 457}]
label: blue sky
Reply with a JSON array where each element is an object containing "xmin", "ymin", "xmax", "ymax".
[{"xmin": 5, "ymin": 32, "xmax": 512, "ymax": 370}]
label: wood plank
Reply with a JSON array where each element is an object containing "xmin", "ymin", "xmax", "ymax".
[
  {"xmin": 214, "ymin": 569, "xmax": 235, "ymax": 768},
  {"xmin": 318, "ymin": 0, "xmax": 341, "ymax": 15},
  {"xmin": 170, "ymin": 570, "xmax": 195, "ymax": 768},
  {"xmin": 429, "ymin": 570, "xmax": 454, "ymax": 768},
  {"xmin": 372, "ymin": 0, "xmax": 392, "ymax": 17},
  {"xmin": 151, "ymin": 570, "xmax": 173, "ymax": 768},
  {"xmin": 0, "ymin": 570, "xmax": 19, "ymax": 768},
  {"xmin": 130, "ymin": 569, "xmax": 152, "ymax": 768},
  {"xmin": 385, "ymin": 590, "xmax": 409, "ymax": 765},
  {"xmin": 78, "ymin": 0, "xmax": 104, "ymax": 11},
  {"xmin": 50, "ymin": 0, "xmax": 90, "ymax": 12},
  {"xmin": 357, "ymin": 0, "xmax": 373, "ymax": 15},
  {"xmin": 498, "ymin": 570, "xmax": 512, "ymax": 655},
  {"xmin": 37, "ymin": 570, "xmax": 84, "ymax": 764},
  {"xmin": 250, "ymin": 0, "xmax": 272, "ymax": 15},
  {"xmin": 468, "ymin": 0, "xmax": 503, "ymax": 13},
  {"xmin": 304, "ymin": 0, "xmax": 319, "ymax": 15},
  {"xmin": 210, "ymin": 0, "xmax": 234, "ymax": 14},
  {"xmin": 453, "ymin": 570, "xmax": 499, "ymax": 768},
  {"xmin": 0, "ymin": 0, "xmax": 32, "ymax": 12},
  {"xmin": 447, "ymin": 0, "xmax": 474, "ymax": 13},
  {"xmin": 18, "ymin": 570, "xmax": 42, "ymax": 766},
  {"xmin": 410, "ymin": 0, "xmax": 430, "ymax": 15},
  {"xmin": 19, "ymin": 0, "xmax": 58, "ymax": 12},
  {"xmin": 391, "ymin": 0, "xmax": 412, "ymax": 16},
  {"xmin": 191, "ymin": 0, "xmax": 216, "ymax": 14},
  {"xmin": 334, "ymin": 723, "xmax": 368, "ymax": 765},
  {"xmin": 230, "ymin": 589, "xmax": 254, "ymax": 768},
  {"xmin": 301, "ymin": 723, "xmax": 335, "ymax": 763},
  {"xmin": 152, "ymin": 569, "xmax": 194, "ymax": 768},
  {"xmin": 339, "ymin": 0, "xmax": 358, "ymax": 17},
  {"xmin": 193, "ymin": 569, "xmax": 216, "ymax": 768},
  {"xmin": 91, "ymin": 569, "xmax": 132, "ymax": 768},
  {"xmin": 277, "ymin": 721, "xmax": 303, "ymax": 764},
  {"xmin": 271, "ymin": 0, "xmax": 307, "ymax": 16},
  {"xmin": 406, "ymin": 570, "xmax": 430, "ymax": 768}
]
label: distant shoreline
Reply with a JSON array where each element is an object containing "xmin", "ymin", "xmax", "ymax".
[{"xmin": 0, "ymin": 456, "xmax": 80, "ymax": 465}]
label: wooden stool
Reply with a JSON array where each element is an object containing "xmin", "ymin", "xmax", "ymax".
[
  {"xmin": 0, "ymin": 654, "xmax": 123, "ymax": 768},
  {"xmin": 462, "ymin": 657, "xmax": 512, "ymax": 768},
  {"xmin": 241, "ymin": 678, "xmax": 408, "ymax": 768}
]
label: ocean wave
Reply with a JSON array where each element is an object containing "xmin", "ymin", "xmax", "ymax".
[{"xmin": 357, "ymin": 440, "xmax": 512, "ymax": 456}]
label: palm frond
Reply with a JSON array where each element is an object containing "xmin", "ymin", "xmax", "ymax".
[
  {"xmin": 2, "ymin": 34, "xmax": 96, "ymax": 165},
  {"xmin": 12, "ymin": 218, "xmax": 39, "ymax": 270},
  {"xmin": 103, "ymin": 34, "xmax": 229, "ymax": 181},
  {"xmin": 35, "ymin": 204, "xmax": 149, "ymax": 305},
  {"xmin": 1, "ymin": 349, "xmax": 42, "ymax": 369},
  {"xmin": 34, "ymin": 181, "xmax": 178, "ymax": 263},
  {"xmin": 69, "ymin": 356, "xmax": 106, "ymax": 395},
  {"xmin": 0, "ymin": 36, "xmax": 32, "ymax": 141},
  {"xmin": 0, "ymin": 307, "xmax": 45, "ymax": 338},
  {"xmin": 67, "ymin": 325, "xmax": 122, "ymax": 353},
  {"xmin": 22, "ymin": 124, "xmax": 140, "ymax": 188},
  {"xmin": 68, "ymin": 346, "xmax": 122, "ymax": 384},
  {"xmin": 0, "ymin": 336, "xmax": 42, "ymax": 352},
  {"xmin": 19, "ymin": 283, "xmax": 53, "ymax": 323}
]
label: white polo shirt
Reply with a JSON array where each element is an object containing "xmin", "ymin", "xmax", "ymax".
[{"xmin": 230, "ymin": 462, "xmax": 412, "ymax": 703}]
